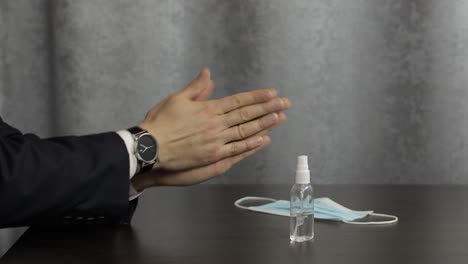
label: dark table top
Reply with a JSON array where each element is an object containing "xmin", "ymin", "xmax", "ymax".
[{"xmin": 2, "ymin": 184, "xmax": 468, "ymax": 264}]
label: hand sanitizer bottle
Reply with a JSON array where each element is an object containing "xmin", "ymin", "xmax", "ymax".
[{"xmin": 290, "ymin": 155, "xmax": 314, "ymax": 242}]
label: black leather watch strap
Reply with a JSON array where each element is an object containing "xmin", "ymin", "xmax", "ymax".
[
  {"xmin": 139, "ymin": 162, "xmax": 153, "ymax": 173},
  {"xmin": 128, "ymin": 126, "xmax": 144, "ymax": 134}
]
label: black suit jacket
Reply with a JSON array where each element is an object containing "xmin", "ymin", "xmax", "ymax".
[{"xmin": 0, "ymin": 117, "xmax": 137, "ymax": 228}]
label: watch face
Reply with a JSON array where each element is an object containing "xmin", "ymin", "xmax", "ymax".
[{"xmin": 136, "ymin": 134, "xmax": 158, "ymax": 162}]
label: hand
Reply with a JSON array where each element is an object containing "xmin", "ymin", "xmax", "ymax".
[
  {"xmin": 139, "ymin": 68, "xmax": 290, "ymax": 171},
  {"xmin": 132, "ymin": 113, "xmax": 287, "ymax": 189},
  {"xmin": 131, "ymin": 134, "xmax": 272, "ymax": 190}
]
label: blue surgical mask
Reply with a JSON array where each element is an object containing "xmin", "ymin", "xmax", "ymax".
[{"xmin": 234, "ymin": 196, "xmax": 398, "ymax": 225}]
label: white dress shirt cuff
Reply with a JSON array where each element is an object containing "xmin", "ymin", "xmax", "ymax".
[{"xmin": 116, "ymin": 130, "xmax": 143, "ymax": 200}]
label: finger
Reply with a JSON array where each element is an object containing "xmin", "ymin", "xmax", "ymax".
[
  {"xmin": 219, "ymin": 126, "xmax": 271, "ymax": 159},
  {"xmin": 223, "ymin": 97, "xmax": 290, "ymax": 127},
  {"xmin": 180, "ymin": 68, "xmax": 212, "ymax": 100},
  {"xmin": 153, "ymin": 136, "xmax": 271, "ymax": 186},
  {"xmin": 253, "ymin": 129, "xmax": 270, "ymax": 137},
  {"xmin": 223, "ymin": 113, "xmax": 279, "ymax": 142},
  {"xmin": 214, "ymin": 135, "xmax": 271, "ymax": 175},
  {"xmin": 272, "ymin": 111, "xmax": 287, "ymax": 129},
  {"xmin": 212, "ymin": 89, "xmax": 278, "ymax": 114},
  {"xmin": 225, "ymin": 112, "xmax": 281, "ymax": 141},
  {"xmin": 224, "ymin": 112, "xmax": 283, "ymax": 142},
  {"xmin": 220, "ymin": 134, "xmax": 265, "ymax": 159},
  {"xmin": 220, "ymin": 112, "xmax": 283, "ymax": 150}
]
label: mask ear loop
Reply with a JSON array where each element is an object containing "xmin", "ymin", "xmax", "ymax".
[
  {"xmin": 234, "ymin": 196, "xmax": 277, "ymax": 210},
  {"xmin": 343, "ymin": 212, "xmax": 398, "ymax": 225}
]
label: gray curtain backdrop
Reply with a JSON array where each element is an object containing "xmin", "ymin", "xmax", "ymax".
[{"xmin": 2, "ymin": 0, "xmax": 468, "ymax": 184}]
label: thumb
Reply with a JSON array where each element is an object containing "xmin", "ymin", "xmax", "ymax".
[
  {"xmin": 194, "ymin": 78, "xmax": 214, "ymax": 101},
  {"xmin": 181, "ymin": 68, "xmax": 212, "ymax": 100}
]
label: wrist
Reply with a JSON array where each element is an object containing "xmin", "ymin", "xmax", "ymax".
[
  {"xmin": 131, "ymin": 172, "xmax": 150, "ymax": 192},
  {"xmin": 131, "ymin": 170, "xmax": 165, "ymax": 191}
]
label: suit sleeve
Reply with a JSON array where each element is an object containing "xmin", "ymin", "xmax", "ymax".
[{"xmin": 0, "ymin": 119, "xmax": 131, "ymax": 228}]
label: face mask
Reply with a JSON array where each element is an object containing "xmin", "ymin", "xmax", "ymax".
[{"xmin": 234, "ymin": 196, "xmax": 398, "ymax": 225}]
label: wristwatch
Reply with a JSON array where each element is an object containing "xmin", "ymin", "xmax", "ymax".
[{"xmin": 128, "ymin": 126, "xmax": 159, "ymax": 174}]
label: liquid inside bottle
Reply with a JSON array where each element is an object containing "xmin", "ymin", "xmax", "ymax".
[{"xmin": 290, "ymin": 183, "xmax": 314, "ymax": 242}]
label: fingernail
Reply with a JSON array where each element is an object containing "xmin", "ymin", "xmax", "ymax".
[
  {"xmin": 249, "ymin": 136, "xmax": 263, "ymax": 147},
  {"xmin": 272, "ymin": 98, "xmax": 283, "ymax": 110},
  {"xmin": 279, "ymin": 112, "xmax": 287, "ymax": 121},
  {"xmin": 269, "ymin": 89, "xmax": 277, "ymax": 98},
  {"xmin": 199, "ymin": 68, "xmax": 209, "ymax": 78},
  {"xmin": 283, "ymin": 98, "xmax": 291, "ymax": 108},
  {"xmin": 266, "ymin": 113, "xmax": 278, "ymax": 124}
]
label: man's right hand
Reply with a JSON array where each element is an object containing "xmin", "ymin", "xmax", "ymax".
[{"xmin": 138, "ymin": 68, "xmax": 290, "ymax": 171}]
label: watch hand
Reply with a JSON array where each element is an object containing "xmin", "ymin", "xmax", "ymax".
[{"xmin": 140, "ymin": 145, "xmax": 154, "ymax": 153}]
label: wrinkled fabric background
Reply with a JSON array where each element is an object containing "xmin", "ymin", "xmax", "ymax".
[{"xmin": 2, "ymin": 0, "xmax": 468, "ymax": 185}]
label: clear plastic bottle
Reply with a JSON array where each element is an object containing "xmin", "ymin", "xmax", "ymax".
[{"xmin": 290, "ymin": 155, "xmax": 314, "ymax": 242}]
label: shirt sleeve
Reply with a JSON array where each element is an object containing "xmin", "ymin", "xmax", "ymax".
[{"xmin": 115, "ymin": 130, "xmax": 143, "ymax": 200}]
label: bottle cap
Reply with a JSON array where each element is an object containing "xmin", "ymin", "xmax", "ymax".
[{"xmin": 295, "ymin": 155, "xmax": 310, "ymax": 184}]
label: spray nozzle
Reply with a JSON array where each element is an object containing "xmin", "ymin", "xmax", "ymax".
[{"xmin": 295, "ymin": 155, "xmax": 310, "ymax": 184}]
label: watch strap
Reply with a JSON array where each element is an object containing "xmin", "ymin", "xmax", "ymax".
[
  {"xmin": 128, "ymin": 126, "xmax": 144, "ymax": 135},
  {"xmin": 139, "ymin": 162, "xmax": 153, "ymax": 173}
]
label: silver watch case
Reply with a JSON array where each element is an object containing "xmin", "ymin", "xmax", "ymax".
[{"xmin": 132, "ymin": 131, "xmax": 159, "ymax": 164}]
